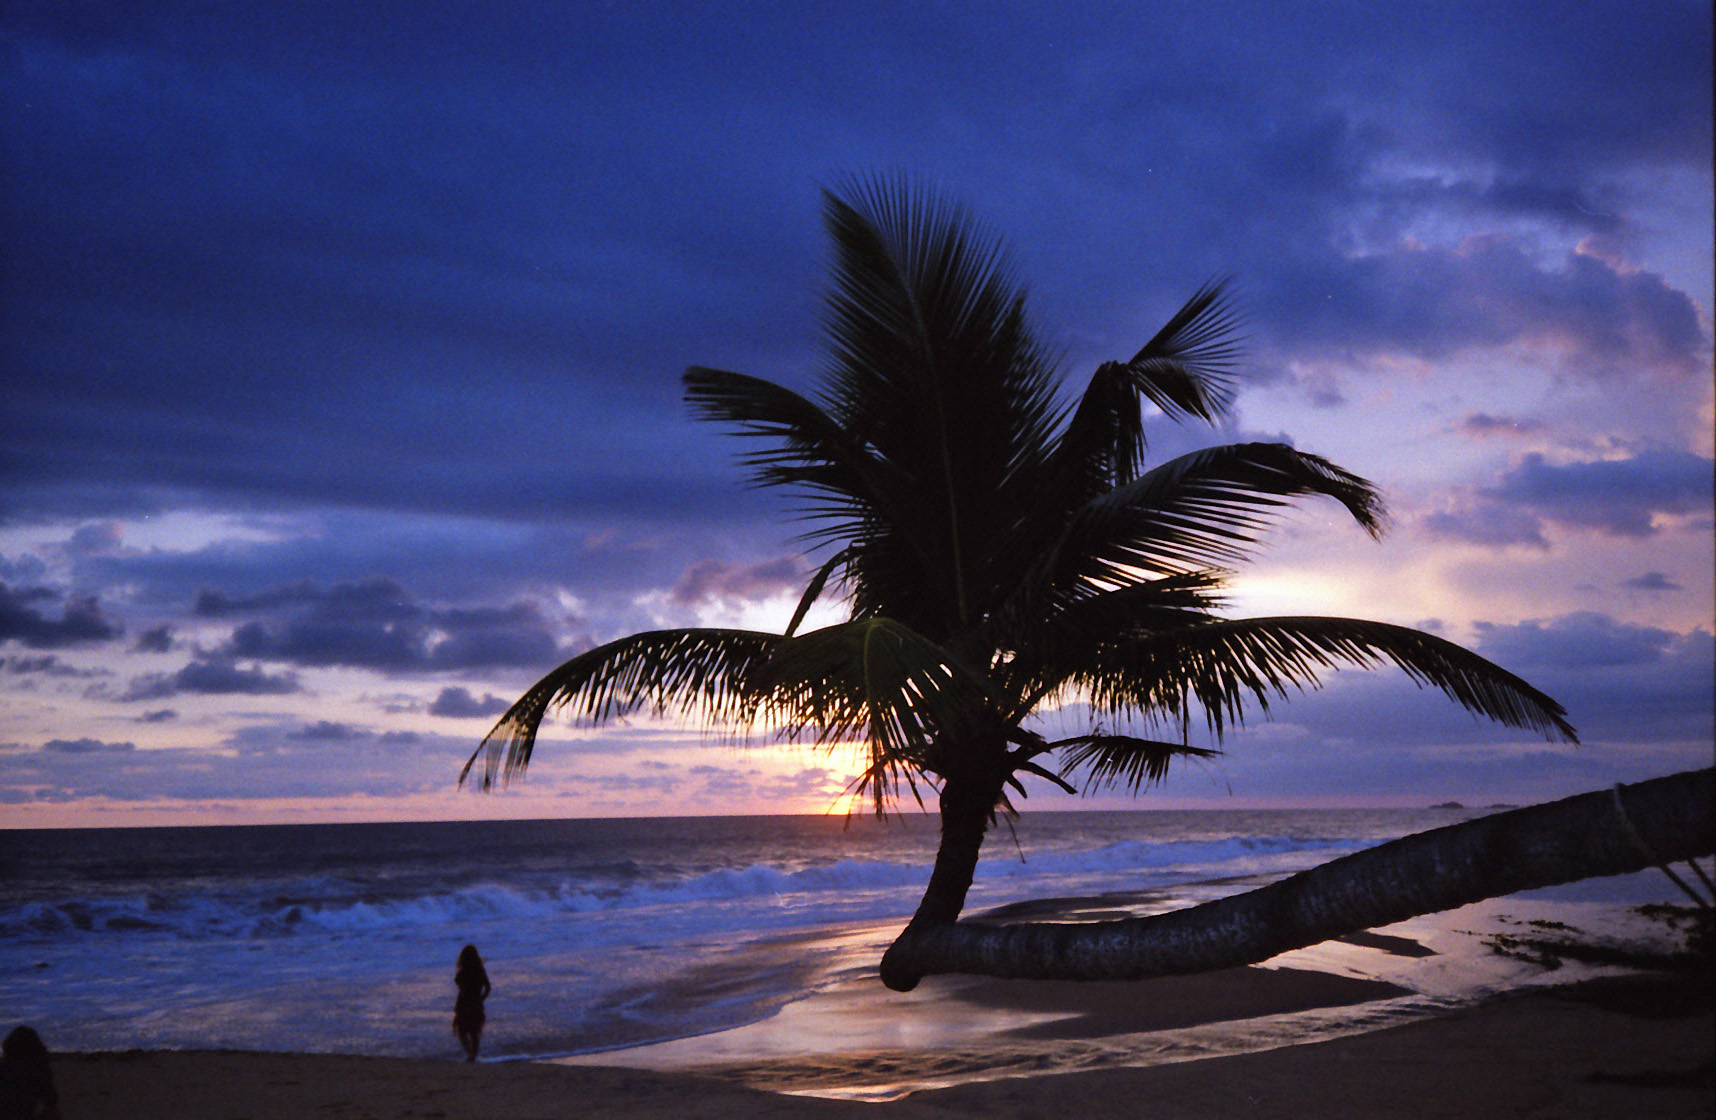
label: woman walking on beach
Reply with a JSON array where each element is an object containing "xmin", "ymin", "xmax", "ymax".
[{"xmin": 452, "ymin": 944, "xmax": 491, "ymax": 1062}]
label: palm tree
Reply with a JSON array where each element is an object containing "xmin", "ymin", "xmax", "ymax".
[
  {"xmin": 884, "ymin": 766, "xmax": 1713, "ymax": 983},
  {"xmin": 464, "ymin": 176, "xmax": 1581, "ymax": 991}
]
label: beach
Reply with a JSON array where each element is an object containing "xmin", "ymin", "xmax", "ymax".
[
  {"xmin": 47, "ymin": 970, "xmax": 1714, "ymax": 1119},
  {"xmin": 10, "ymin": 815, "xmax": 1711, "ymax": 1116}
]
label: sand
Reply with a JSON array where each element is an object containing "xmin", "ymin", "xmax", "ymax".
[{"xmin": 45, "ymin": 970, "xmax": 1712, "ymax": 1119}]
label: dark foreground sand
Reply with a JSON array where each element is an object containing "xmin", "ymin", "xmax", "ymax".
[{"xmin": 48, "ymin": 972, "xmax": 1712, "ymax": 1119}]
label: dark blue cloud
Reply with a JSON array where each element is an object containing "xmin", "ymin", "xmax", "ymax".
[
  {"xmin": 1472, "ymin": 612, "xmax": 1682, "ymax": 672},
  {"xmin": 123, "ymin": 658, "xmax": 300, "ymax": 700},
  {"xmin": 288, "ymin": 720, "xmax": 364, "ymax": 742},
  {"xmin": 205, "ymin": 577, "xmax": 567, "ymax": 672},
  {"xmin": 0, "ymin": 2, "xmax": 1708, "ymax": 817},
  {"xmin": 1484, "ymin": 450, "xmax": 1713, "ymax": 538},
  {"xmin": 0, "ymin": 584, "xmax": 123, "ymax": 648},
  {"xmin": 1259, "ymin": 240, "xmax": 1707, "ymax": 372},
  {"xmin": 5, "ymin": 654, "xmax": 107, "ymax": 678},
  {"xmin": 428, "ymin": 687, "xmax": 512, "ymax": 720},
  {"xmin": 1621, "ymin": 571, "xmax": 1683, "ymax": 593},
  {"xmin": 4, "ymin": 0, "xmax": 1708, "ymax": 526},
  {"xmin": 43, "ymin": 737, "xmax": 135, "ymax": 754},
  {"xmin": 132, "ymin": 626, "xmax": 173, "ymax": 653},
  {"xmin": 5, "ymin": 721, "xmax": 475, "ymax": 803},
  {"xmin": 1424, "ymin": 449, "xmax": 1715, "ymax": 546},
  {"xmin": 1467, "ymin": 616, "xmax": 1714, "ymax": 747}
]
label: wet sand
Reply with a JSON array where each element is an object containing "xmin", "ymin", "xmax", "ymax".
[{"xmin": 49, "ymin": 970, "xmax": 1712, "ymax": 1119}]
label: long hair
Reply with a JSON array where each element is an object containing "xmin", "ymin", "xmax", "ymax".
[
  {"xmin": 456, "ymin": 943, "xmax": 483, "ymax": 973},
  {"xmin": 2, "ymin": 1025, "xmax": 49, "ymax": 1065}
]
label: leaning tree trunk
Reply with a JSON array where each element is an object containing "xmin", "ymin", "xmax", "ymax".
[
  {"xmin": 878, "ymin": 768, "xmax": 1008, "ymax": 991},
  {"xmin": 880, "ymin": 767, "xmax": 1714, "ymax": 991}
]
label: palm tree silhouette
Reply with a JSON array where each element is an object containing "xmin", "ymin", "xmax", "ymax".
[{"xmin": 465, "ymin": 176, "xmax": 1594, "ymax": 990}]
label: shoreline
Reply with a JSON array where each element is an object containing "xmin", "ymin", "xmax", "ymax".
[
  {"xmin": 26, "ymin": 878, "xmax": 1710, "ymax": 1116},
  {"xmin": 45, "ymin": 969, "xmax": 1712, "ymax": 1119}
]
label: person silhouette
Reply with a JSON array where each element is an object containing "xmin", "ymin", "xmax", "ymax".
[
  {"xmin": 0, "ymin": 1026, "xmax": 61, "ymax": 1120},
  {"xmin": 452, "ymin": 944, "xmax": 491, "ymax": 1062}
]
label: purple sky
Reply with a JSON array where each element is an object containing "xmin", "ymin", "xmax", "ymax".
[{"xmin": 3, "ymin": 1, "xmax": 1711, "ymax": 826}]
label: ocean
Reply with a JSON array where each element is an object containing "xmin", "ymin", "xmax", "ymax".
[{"xmin": 0, "ymin": 809, "xmax": 1692, "ymax": 1069}]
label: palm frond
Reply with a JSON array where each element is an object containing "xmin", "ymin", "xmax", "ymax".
[
  {"xmin": 759, "ymin": 618, "xmax": 993, "ymax": 748},
  {"xmin": 683, "ymin": 367, "xmax": 894, "ymax": 515},
  {"xmin": 1125, "ymin": 279, "xmax": 1241, "ymax": 422},
  {"xmin": 1051, "ymin": 281, "xmax": 1241, "ymax": 493},
  {"xmin": 986, "ymin": 444, "xmax": 1384, "ymax": 655},
  {"xmin": 816, "ymin": 174, "xmax": 1065, "ymax": 635},
  {"xmin": 459, "ymin": 628, "xmax": 783, "ymax": 791},
  {"xmin": 784, "ymin": 547, "xmax": 853, "ymax": 637},
  {"xmin": 994, "ymin": 573, "xmax": 1228, "ymax": 717},
  {"xmin": 1054, "ymin": 733, "xmax": 1223, "ymax": 794},
  {"xmin": 1080, "ymin": 616, "xmax": 1578, "ymax": 743},
  {"xmin": 1059, "ymin": 442, "xmax": 1384, "ymax": 590}
]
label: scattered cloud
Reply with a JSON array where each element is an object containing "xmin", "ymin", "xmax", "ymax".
[
  {"xmin": 123, "ymin": 658, "xmax": 301, "ymax": 701},
  {"xmin": 1419, "ymin": 505, "xmax": 1551, "ymax": 550},
  {"xmin": 1457, "ymin": 413, "xmax": 1545, "ymax": 439},
  {"xmin": 1264, "ymin": 239, "xmax": 1709, "ymax": 378},
  {"xmin": 5, "ymin": 655, "xmax": 108, "ymax": 678},
  {"xmin": 0, "ymin": 1, "xmax": 1707, "ymax": 821},
  {"xmin": 289, "ymin": 720, "xmax": 366, "ymax": 741},
  {"xmin": 0, "ymin": 584, "xmax": 123, "ymax": 649},
  {"xmin": 428, "ymin": 687, "xmax": 513, "ymax": 719},
  {"xmin": 1621, "ymin": 571, "xmax": 1683, "ymax": 593},
  {"xmin": 670, "ymin": 556, "xmax": 807, "ymax": 607},
  {"xmin": 1484, "ymin": 450, "xmax": 1714, "ymax": 537},
  {"xmin": 1472, "ymin": 611, "xmax": 1681, "ymax": 671},
  {"xmin": 196, "ymin": 578, "xmax": 568, "ymax": 672},
  {"xmin": 43, "ymin": 737, "xmax": 136, "ymax": 754},
  {"xmin": 1619, "ymin": 572, "xmax": 1688, "ymax": 590},
  {"xmin": 133, "ymin": 626, "xmax": 174, "ymax": 653},
  {"xmin": 1423, "ymin": 449, "xmax": 1714, "ymax": 547}
]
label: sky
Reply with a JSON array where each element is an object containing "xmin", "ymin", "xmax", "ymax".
[{"xmin": 2, "ymin": 0, "xmax": 1711, "ymax": 827}]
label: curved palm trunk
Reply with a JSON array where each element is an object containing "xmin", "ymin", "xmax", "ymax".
[
  {"xmin": 878, "ymin": 770, "xmax": 1006, "ymax": 991},
  {"xmin": 880, "ymin": 768, "xmax": 1713, "ymax": 990}
]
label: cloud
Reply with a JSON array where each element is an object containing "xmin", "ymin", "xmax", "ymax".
[
  {"xmin": 4, "ymin": 654, "xmax": 108, "ymax": 678},
  {"xmin": 204, "ymin": 577, "xmax": 566, "ymax": 672},
  {"xmin": 1423, "ymin": 449, "xmax": 1714, "ymax": 546},
  {"xmin": 133, "ymin": 626, "xmax": 174, "ymax": 653},
  {"xmin": 64, "ymin": 521, "xmax": 126, "ymax": 556},
  {"xmin": 0, "ymin": 2, "xmax": 1707, "ymax": 820},
  {"xmin": 1465, "ymin": 615, "xmax": 1714, "ymax": 748},
  {"xmin": 670, "ymin": 556, "xmax": 807, "ymax": 607},
  {"xmin": 1263, "ymin": 239, "xmax": 1709, "ymax": 377},
  {"xmin": 1620, "ymin": 571, "xmax": 1682, "ymax": 592},
  {"xmin": 1457, "ymin": 413, "xmax": 1545, "ymax": 439},
  {"xmin": 428, "ymin": 687, "xmax": 512, "ymax": 719},
  {"xmin": 1472, "ymin": 612, "xmax": 1680, "ymax": 672},
  {"xmin": 1483, "ymin": 450, "xmax": 1713, "ymax": 538},
  {"xmin": 1419, "ymin": 506, "xmax": 1549, "ymax": 550},
  {"xmin": 43, "ymin": 737, "xmax": 136, "ymax": 754},
  {"xmin": 123, "ymin": 658, "xmax": 301, "ymax": 700},
  {"xmin": 3, "ymin": 723, "xmax": 475, "ymax": 804},
  {"xmin": 289, "ymin": 720, "xmax": 365, "ymax": 741},
  {"xmin": 0, "ymin": 584, "xmax": 123, "ymax": 648}
]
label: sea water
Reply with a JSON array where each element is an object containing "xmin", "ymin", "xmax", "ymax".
[{"xmin": 0, "ymin": 810, "xmax": 1694, "ymax": 1063}]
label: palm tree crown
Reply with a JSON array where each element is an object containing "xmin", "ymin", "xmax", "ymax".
[{"xmin": 464, "ymin": 177, "xmax": 1576, "ymax": 961}]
